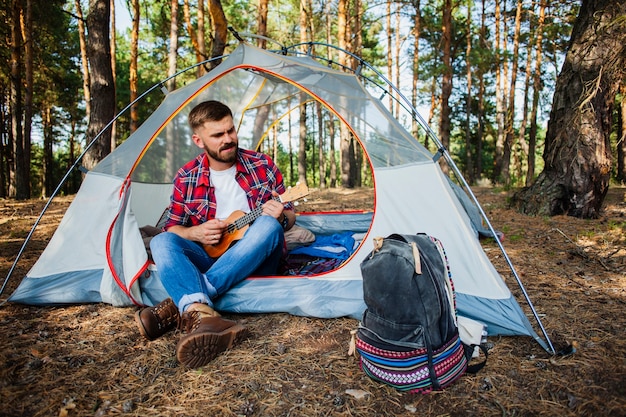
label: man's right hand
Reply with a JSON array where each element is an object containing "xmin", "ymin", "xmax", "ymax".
[{"xmin": 168, "ymin": 219, "xmax": 227, "ymax": 245}]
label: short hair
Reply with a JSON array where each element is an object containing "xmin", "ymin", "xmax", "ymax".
[{"xmin": 188, "ymin": 100, "xmax": 233, "ymax": 131}]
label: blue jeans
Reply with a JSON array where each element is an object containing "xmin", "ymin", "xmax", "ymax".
[{"xmin": 150, "ymin": 216, "xmax": 284, "ymax": 312}]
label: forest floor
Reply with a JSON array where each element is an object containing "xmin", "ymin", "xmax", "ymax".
[{"xmin": 0, "ymin": 186, "xmax": 624, "ymax": 417}]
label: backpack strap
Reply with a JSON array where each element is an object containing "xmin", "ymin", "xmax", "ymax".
[{"xmin": 463, "ymin": 343, "xmax": 489, "ymax": 374}]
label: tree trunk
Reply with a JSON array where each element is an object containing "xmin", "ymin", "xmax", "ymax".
[
  {"xmin": 129, "ymin": 0, "xmax": 140, "ymax": 133},
  {"xmin": 512, "ymin": 0, "xmax": 626, "ymax": 218},
  {"xmin": 526, "ymin": 0, "xmax": 546, "ymax": 186},
  {"xmin": 502, "ymin": 0, "xmax": 523, "ymax": 186},
  {"xmin": 249, "ymin": 0, "xmax": 271, "ymax": 150},
  {"xmin": 167, "ymin": 0, "xmax": 179, "ymax": 91},
  {"xmin": 298, "ymin": 96, "xmax": 307, "ymax": 185},
  {"xmin": 464, "ymin": 1, "xmax": 473, "ymax": 183},
  {"xmin": 386, "ymin": 0, "xmax": 393, "ymax": 113},
  {"xmin": 426, "ymin": 74, "xmax": 439, "ymax": 151},
  {"xmin": 338, "ymin": 0, "xmax": 354, "ymax": 188},
  {"xmin": 353, "ymin": 0, "xmax": 362, "ymax": 69},
  {"xmin": 317, "ymin": 102, "xmax": 326, "ymax": 189},
  {"xmin": 109, "ymin": 0, "xmax": 116, "ymax": 150},
  {"xmin": 410, "ymin": 0, "xmax": 421, "ymax": 141},
  {"xmin": 197, "ymin": 0, "xmax": 206, "ymax": 76},
  {"xmin": 183, "ymin": 0, "xmax": 207, "ymax": 74},
  {"xmin": 329, "ymin": 117, "xmax": 337, "ymax": 187},
  {"xmin": 324, "ymin": 0, "xmax": 335, "ymax": 187},
  {"xmin": 515, "ymin": 31, "xmax": 533, "ymax": 182},
  {"xmin": 0, "ymin": 106, "xmax": 7, "ymax": 198},
  {"xmin": 22, "ymin": 0, "xmax": 33, "ymax": 196},
  {"xmin": 164, "ymin": 0, "xmax": 179, "ymax": 181},
  {"xmin": 10, "ymin": 0, "xmax": 27, "ymax": 198},
  {"xmin": 297, "ymin": 1, "xmax": 308, "ymax": 186},
  {"xmin": 439, "ymin": 0, "xmax": 453, "ymax": 174},
  {"xmin": 475, "ymin": 0, "xmax": 486, "ymax": 180},
  {"xmin": 43, "ymin": 106, "xmax": 54, "ymax": 198},
  {"xmin": 84, "ymin": 0, "xmax": 115, "ymax": 171},
  {"xmin": 394, "ymin": 4, "xmax": 401, "ymax": 120},
  {"xmin": 617, "ymin": 84, "xmax": 626, "ymax": 183},
  {"xmin": 257, "ymin": 0, "xmax": 269, "ymax": 49},
  {"xmin": 493, "ymin": 0, "xmax": 505, "ymax": 183},
  {"xmin": 208, "ymin": 0, "xmax": 228, "ymax": 67},
  {"xmin": 75, "ymin": 0, "xmax": 91, "ymax": 121}
]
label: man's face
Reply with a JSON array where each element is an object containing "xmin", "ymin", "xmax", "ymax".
[{"xmin": 192, "ymin": 116, "xmax": 239, "ymax": 168}]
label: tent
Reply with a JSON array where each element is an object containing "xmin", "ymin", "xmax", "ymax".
[{"xmin": 5, "ymin": 41, "xmax": 553, "ymax": 352}]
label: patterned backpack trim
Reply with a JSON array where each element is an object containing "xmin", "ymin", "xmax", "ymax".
[{"xmin": 356, "ymin": 332, "xmax": 468, "ymax": 394}]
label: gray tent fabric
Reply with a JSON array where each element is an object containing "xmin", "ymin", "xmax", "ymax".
[{"xmin": 446, "ymin": 178, "xmax": 503, "ymax": 240}]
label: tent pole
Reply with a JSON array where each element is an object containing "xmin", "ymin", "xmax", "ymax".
[{"xmin": 442, "ymin": 152, "xmax": 556, "ymax": 355}]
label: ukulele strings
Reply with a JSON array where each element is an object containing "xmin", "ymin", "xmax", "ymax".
[{"xmin": 225, "ymin": 194, "xmax": 285, "ymax": 235}]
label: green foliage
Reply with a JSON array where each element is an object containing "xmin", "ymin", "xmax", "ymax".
[{"xmin": 1, "ymin": 0, "xmax": 586, "ymax": 198}]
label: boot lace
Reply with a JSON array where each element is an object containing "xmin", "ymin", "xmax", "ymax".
[{"xmin": 178, "ymin": 310, "xmax": 201, "ymax": 334}]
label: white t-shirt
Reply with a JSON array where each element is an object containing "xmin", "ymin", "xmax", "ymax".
[{"xmin": 210, "ymin": 165, "xmax": 250, "ymax": 220}]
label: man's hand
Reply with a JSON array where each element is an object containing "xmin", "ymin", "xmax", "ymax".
[
  {"xmin": 262, "ymin": 191, "xmax": 295, "ymax": 231},
  {"xmin": 168, "ymin": 219, "xmax": 227, "ymax": 245},
  {"xmin": 261, "ymin": 191, "xmax": 284, "ymax": 219}
]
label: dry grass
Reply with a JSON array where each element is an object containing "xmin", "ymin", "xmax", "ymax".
[{"xmin": 0, "ymin": 186, "xmax": 624, "ymax": 417}]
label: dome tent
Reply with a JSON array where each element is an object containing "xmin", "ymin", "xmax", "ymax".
[{"xmin": 5, "ymin": 41, "xmax": 554, "ymax": 353}]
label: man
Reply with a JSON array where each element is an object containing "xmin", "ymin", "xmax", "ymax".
[{"xmin": 135, "ymin": 100, "xmax": 295, "ymax": 368}]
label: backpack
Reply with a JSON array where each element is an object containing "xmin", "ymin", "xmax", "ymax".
[{"xmin": 355, "ymin": 233, "xmax": 486, "ymax": 394}]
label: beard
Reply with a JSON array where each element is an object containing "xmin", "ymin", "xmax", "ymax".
[{"xmin": 207, "ymin": 143, "xmax": 238, "ymax": 164}]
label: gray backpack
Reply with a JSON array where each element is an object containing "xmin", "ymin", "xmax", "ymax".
[{"xmin": 355, "ymin": 233, "xmax": 485, "ymax": 393}]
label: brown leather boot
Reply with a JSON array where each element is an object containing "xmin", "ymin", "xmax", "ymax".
[
  {"xmin": 176, "ymin": 311, "xmax": 249, "ymax": 368},
  {"xmin": 134, "ymin": 298, "xmax": 180, "ymax": 341}
]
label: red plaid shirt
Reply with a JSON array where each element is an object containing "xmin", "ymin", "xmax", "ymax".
[{"xmin": 163, "ymin": 149, "xmax": 293, "ymax": 230}]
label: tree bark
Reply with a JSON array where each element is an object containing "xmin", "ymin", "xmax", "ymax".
[
  {"xmin": 83, "ymin": 0, "xmax": 115, "ymax": 171},
  {"xmin": 475, "ymin": 0, "xmax": 486, "ymax": 180},
  {"xmin": 196, "ymin": 0, "xmax": 206, "ymax": 76},
  {"xmin": 167, "ymin": 0, "xmax": 179, "ymax": 91},
  {"xmin": 257, "ymin": 0, "xmax": 269, "ymax": 49},
  {"xmin": 317, "ymin": 102, "xmax": 326, "ymax": 189},
  {"xmin": 10, "ymin": 0, "xmax": 27, "ymax": 198},
  {"xmin": 298, "ymin": 0, "xmax": 308, "ymax": 187},
  {"xmin": 337, "ymin": 0, "xmax": 355, "ymax": 188},
  {"xmin": 439, "ymin": 0, "xmax": 453, "ymax": 174},
  {"xmin": 75, "ymin": 0, "xmax": 91, "ymax": 121},
  {"xmin": 109, "ymin": 0, "xmax": 117, "ymax": 150},
  {"xmin": 43, "ymin": 106, "xmax": 54, "ymax": 198},
  {"xmin": 386, "ymin": 0, "xmax": 393, "ymax": 113},
  {"xmin": 493, "ymin": 0, "xmax": 505, "ymax": 183},
  {"xmin": 410, "ymin": 0, "xmax": 421, "ymax": 141},
  {"xmin": 183, "ymin": 0, "xmax": 207, "ymax": 73},
  {"xmin": 164, "ymin": 0, "xmax": 180, "ymax": 181},
  {"xmin": 129, "ymin": 0, "xmax": 140, "ymax": 133},
  {"xmin": 22, "ymin": 0, "xmax": 33, "ymax": 196},
  {"xmin": 394, "ymin": 4, "xmax": 401, "ymax": 120},
  {"xmin": 617, "ymin": 84, "xmax": 626, "ymax": 182},
  {"xmin": 526, "ymin": 0, "xmax": 546, "ymax": 186},
  {"xmin": 502, "ymin": 0, "xmax": 523, "ymax": 186},
  {"xmin": 512, "ymin": 0, "xmax": 626, "ymax": 218},
  {"xmin": 207, "ymin": 0, "xmax": 228, "ymax": 68},
  {"xmin": 0, "ymin": 107, "xmax": 7, "ymax": 198},
  {"xmin": 298, "ymin": 96, "xmax": 307, "ymax": 185},
  {"xmin": 464, "ymin": 1, "xmax": 473, "ymax": 183}
]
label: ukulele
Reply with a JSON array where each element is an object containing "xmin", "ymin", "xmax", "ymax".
[{"xmin": 203, "ymin": 183, "xmax": 309, "ymax": 258}]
